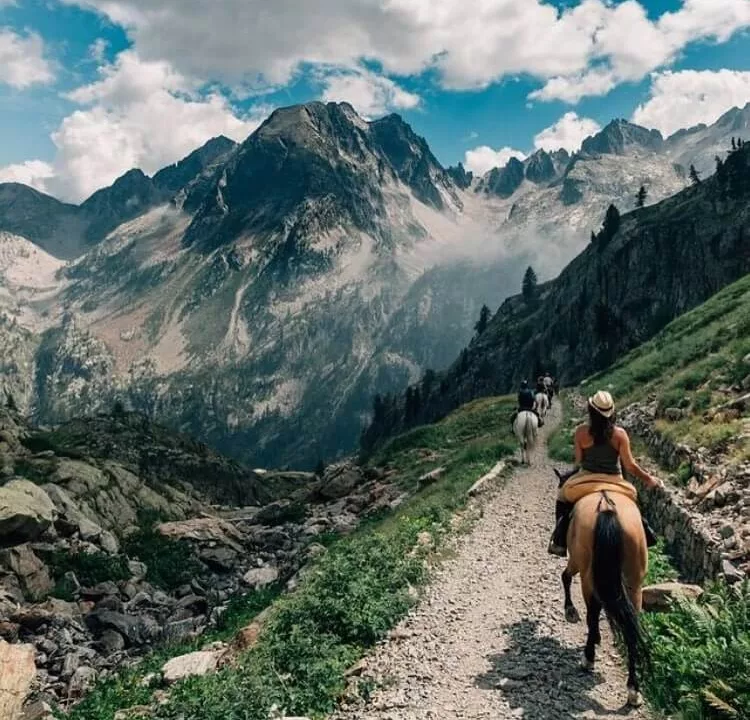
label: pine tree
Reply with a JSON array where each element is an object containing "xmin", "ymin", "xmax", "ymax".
[
  {"xmin": 372, "ymin": 394, "xmax": 385, "ymax": 423},
  {"xmin": 732, "ymin": 136, "xmax": 737, "ymax": 151},
  {"xmin": 635, "ymin": 185, "xmax": 647, "ymax": 208},
  {"xmin": 522, "ymin": 266, "xmax": 538, "ymax": 305},
  {"xmin": 474, "ymin": 304, "xmax": 491, "ymax": 335},
  {"xmin": 590, "ymin": 230, "xmax": 597, "ymax": 244},
  {"xmin": 689, "ymin": 164, "xmax": 701, "ymax": 185},
  {"xmin": 315, "ymin": 458, "xmax": 326, "ymax": 477},
  {"xmin": 598, "ymin": 204, "xmax": 621, "ymax": 249}
]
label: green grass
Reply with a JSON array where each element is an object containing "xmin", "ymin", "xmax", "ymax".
[
  {"xmin": 547, "ymin": 393, "xmax": 579, "ymax": 465},
  {"xmin": 62, "ymin": 396, "xmax": 518, "ymax": 720},
  {"xmin": 585, "ymin": 273, "xmax": 750, "ymax": 466}
]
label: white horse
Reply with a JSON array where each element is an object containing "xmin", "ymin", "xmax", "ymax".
[
  {"xmin": 513, "ymin": 410, "xmax": 539, "ymax": 465},
  {"xmin": 534, "ymin": 391, "xmax": 550, "ymax": 419}
]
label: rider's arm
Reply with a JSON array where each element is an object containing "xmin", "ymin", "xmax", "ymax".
[{"xmin": 617, "ymin": 430, "xmax": 662, "ymax": 488}]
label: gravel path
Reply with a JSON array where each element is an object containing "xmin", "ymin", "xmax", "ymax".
[{"xmin": 334, "ymin": 403, "xmax": 651, "ymax": 720}]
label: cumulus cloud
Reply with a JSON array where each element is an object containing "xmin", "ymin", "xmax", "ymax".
[
  {"xmin": 9, "ymin": 52, "xmax": 266, "ymax": 202},
  {"xmin": 0, "ymin": 160, "xmax": 55, "ymax": 193},
  {"xmin": 320, "ymin": 68, "xmax": 420, "ymax": 118},
  {"xmin": 632, "ymin": 69, "xmax": 750, "ymax": 136},
  {"xmin": 0, "ymin": 28, "xmax": 54, "ymax": 88},
  {"xmin": 533, "ymin": 112, "xmax": 602, "ymax": 152},
  {"xmin": 464, "ymin": 146, "xmax": 526, "ymax": 176},
  {"xmin": 61, "ymin": 0, "xmax": 750, "ymax": 101}
]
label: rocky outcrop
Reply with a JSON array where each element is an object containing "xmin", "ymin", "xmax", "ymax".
[
  {"xmin": 480, "ymin": 157, "xmax": 525, "ymax": 198},
  {"xmin": 641, "ymin": 582, "xmax": 703, "ymax": 612},
  {"xmin": 0, "ymin": 406, "xmax": 403, "ymax": 713},
  {"xmin": 619, "ymin": 401, "xmax": 750, "ymax": 584},
  {"xmin": 581, "ymin": 119, "xmax": 664, "ymax": 156}
]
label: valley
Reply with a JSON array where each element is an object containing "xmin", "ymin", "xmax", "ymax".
[{"xmin": 2, "ymin": 102, "xmax": 748, "ymax": 469}]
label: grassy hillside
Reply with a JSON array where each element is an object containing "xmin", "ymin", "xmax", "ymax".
[
  {"xmin": 589, "ymin": 271, "xmax": 750, "ymax": 461},
  {"xmin": 63, "ymin": 397, "xmax": 517, "ymax": 720}
]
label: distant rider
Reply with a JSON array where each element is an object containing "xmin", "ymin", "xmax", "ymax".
[
  {"xmin": 514, "ymin": 380, "xmax": 543, "ymax": 427},
  {"xmin": 543, "ymin": 372, "xmax": 554, "ymax": 398}
]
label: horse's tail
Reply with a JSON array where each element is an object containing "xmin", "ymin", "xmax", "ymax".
[
  {"xmin": 592, "ymin": 510, "xmax": 646, "ymax": 659},
  {"xmin": 525, "ymin": 412, "xmax": 534, "ymax": 447}
]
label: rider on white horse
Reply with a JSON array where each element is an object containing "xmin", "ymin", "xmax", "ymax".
[{"xmin": 516, "ymin": 380, "xmax": 542, "ymax": 427}]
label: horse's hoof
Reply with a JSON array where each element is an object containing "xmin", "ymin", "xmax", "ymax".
[
  {"xmin": 627, "ymin": 688, "xmax": 643, "ymax": 707},
  {"xmin": 565, "ymin": 606, "xmax": 580, "ymax": 623},
  {"xmin": 579, "ymin": 656, "xmax": 594, "ymax": 672}
]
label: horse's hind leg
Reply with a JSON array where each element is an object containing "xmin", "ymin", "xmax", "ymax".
[
  {"xmin": 582, "ymin": 595, "xmax": 601, "ymax": 670},
  {"xmin": 562, "ymin": 567, "xmax": 580, "ymax": 623}
]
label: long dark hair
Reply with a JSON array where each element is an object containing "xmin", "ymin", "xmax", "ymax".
[{"xmin": 588, "ymin": 404, "xmax": 615, "ymax": 445}]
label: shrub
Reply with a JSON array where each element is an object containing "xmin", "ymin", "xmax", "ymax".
[{"xmin": 49, "ymin": 550, "xmax": 130, "ymax": 589}]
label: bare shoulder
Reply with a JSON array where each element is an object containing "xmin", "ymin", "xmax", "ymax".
[
  {"xmin": 613, "ymin": 426, "xmax": 630, "ymax": 444},
  {"xmin": 574, "ymin": 424, "xmax": 588, "ymax": 439}
]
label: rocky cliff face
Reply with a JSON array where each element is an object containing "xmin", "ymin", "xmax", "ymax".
[{"xmin": 363, "ymin": 144, "xmax": 750, "ymax": 445}]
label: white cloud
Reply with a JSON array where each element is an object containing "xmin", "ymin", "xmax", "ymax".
[
  {"xmin": 632, "ymin": 69, "xmax": 750, "ymax": 136},
  {"xmin": 0, "ymin": 28, "xmax": 54, "ymax": 88},
  {"xmin": 88, "ymin": 38, "xmax": 109, "ymax": 63},
  {"xmin": 533, "ymin": 112, "xmax": 602, "ymax": 152},
  {"xmin": 0, "ymin": 160, "xmax": 55, "ymax": 193},
  {"xmin": 320, "ymin": 68, "xmax": 420, "ymax": 118},
  {"xmin": 61, "ymin": 0, "xmax": 750, "ymax": 102},
  {"xmin": 18, "ymin": 52, "xmax": 266, "ymax": 202},
  {"xmin": 464, "ymin": 146, "xmax": 526, "ymax": 176}
]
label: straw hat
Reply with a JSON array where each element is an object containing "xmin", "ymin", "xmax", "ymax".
[{"xmin": 588, "ymin": 390, "xmax": 615, "ymax": 417}]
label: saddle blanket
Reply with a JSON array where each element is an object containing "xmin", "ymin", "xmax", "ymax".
[{"xmin": 558, "ymin": 470, "xmax": 637, "ymax": 504}]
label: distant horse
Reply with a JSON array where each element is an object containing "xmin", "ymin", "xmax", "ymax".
[
  {"xmin": 534, "ymin": 391, "xmax": 550, "ymax": 419},
  {"xmin": 555, "ymin": 469, "xmax": 649, "ymax": 708},
  {"xmin": 513, "ymin": 411, "xmax": 539, "ymax": 465}
]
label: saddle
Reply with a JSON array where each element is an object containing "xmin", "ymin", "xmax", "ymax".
[{"xmin": 558, "ymin": 470, "xmax": 637, "ymax": 505}]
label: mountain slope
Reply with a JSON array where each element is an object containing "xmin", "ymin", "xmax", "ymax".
[
  {"xmin": 363, "ymin": 142, "xmax": 750, "ymax": 448},
  {"xmin": 0, "ymin": 136, "xmax": 236, "ymax": 259}
]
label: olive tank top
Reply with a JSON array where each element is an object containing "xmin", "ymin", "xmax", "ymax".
[{"xmin": 581, "ymin": 440, "xmax": 620, "ymax": 475}]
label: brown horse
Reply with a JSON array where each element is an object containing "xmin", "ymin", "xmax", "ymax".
[{"xmin": 555, "ymin": 470, "xmax": 649, "ymax": 707}]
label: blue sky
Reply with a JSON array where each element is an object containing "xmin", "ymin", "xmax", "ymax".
[{"xmin": 1, "ymin": 0, "xmax": 750, "ymax": 201}]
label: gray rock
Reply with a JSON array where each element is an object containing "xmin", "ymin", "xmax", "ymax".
[
  {"xmin": 127, "ymin": 561, "xmax": 147, "ymax": 582},
  {"xmin": 99, "ymin": 530, "xmax": 120, "ymax": 554},
  {"xmin": 97, "ymin": 629, "xmax": 126, "ymax": 654},
  {"xmin": 0, "ymin": 545, "xmax": 53, "ymax": 601},
  {"xmin": 721, "ymin": 560, "xmax": 744, "ymax": 585},
  {"xmin": 242, "ymin": 566, "xmax": 279, "ymax": 590},
  {"xmin": 161, "ymin": 650, "xmax": 220, "ymax": 685},
  {"xmin": 0, "ymin": 480, "xmax": 56, "ymax": 543},
  {"xmin": 85, "ymin": 611, "xmax": 142, "ymax": 646}
]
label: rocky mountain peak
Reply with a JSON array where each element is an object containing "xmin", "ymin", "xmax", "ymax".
[
  {"xmin": 581, "ymin": 118, "xmax": 664, "ymax": 156},
  {"xmin": 524, "ymin": 149, "xmax": 557, "ymax": 184},
  {"xmin": 479, "ymin": 156, "xmax": 525, "ymax": 198}
]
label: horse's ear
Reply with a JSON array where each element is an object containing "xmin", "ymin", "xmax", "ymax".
[{"xmin": 554, "ymin": 468, "xmax": 562, "ymax": 480}]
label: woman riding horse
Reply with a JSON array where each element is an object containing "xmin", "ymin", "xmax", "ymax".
[
  {"xmin": 548, "ymin": 390, "xmax": 661, "ymax": 556},
  {"xmin": 549, "ymin": 390, "xmax": 664, "ymax": 706}
]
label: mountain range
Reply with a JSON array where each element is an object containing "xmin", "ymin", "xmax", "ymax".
[{"xmin": 1, "ymin": 100, "xmax": 749, "ymax": 468}]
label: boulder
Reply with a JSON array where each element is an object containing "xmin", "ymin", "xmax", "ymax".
[
  {"xmin": 0, "ymin": 545, "xmax": 53, "ymax": 601},
  {"xmin": 0, "ymin": 639, "xmax": 35, "ymax": 720},
  {"xmin": 318, "ymin": 463, "xmax": 365, "ymax": 500},
  {"xmin": 85, "ymin": 611, "xmax": 143, "ymax": 646},
  {"xmin": 642, "ymin": 582, "xmax": 703, "ymax": 611},
  {"xmin": 242, "ymin": 566, "xmax": 279, "ymax": 590},
  {"xmin": 0, "ymin": 480, "xmax": 56, "ymax": 543},
  {"xmin": 418, "ymin": 467, "xmax": 446, "ymax": 488},
  {"xmin": 161, "ymin": 650, "xmax": 220, "ymax": 685}
]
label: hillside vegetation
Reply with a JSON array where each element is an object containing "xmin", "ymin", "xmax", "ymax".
[
  {"xmin": 590, "ymin": 271, "xmax": 750, "ymax": 461},
  {"xmin": 62, "ymin": 397, "xmax": 517, "ymax": 720}
]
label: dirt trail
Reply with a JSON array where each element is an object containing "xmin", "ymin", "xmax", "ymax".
[{"xmin": 334, "ymin": 403, "xmax": 650, "ymax": 720}]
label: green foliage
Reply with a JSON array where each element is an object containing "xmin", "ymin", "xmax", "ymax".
[
  {"xmin": 642, "ymin": 582, "xmax": 750, "ymax": 719},
  {"xmin": 522, "ymin": 266, "xmax": 538, "ymax": 306},
  {"xmin": 645, "ymin": 540, "xmax": 679, "ymax": 585},
  {"xmin": 474, "ymin": 304, "xmax": 491, "ymax": 336},
  {"xmin": 123, "ymin": 522, "xmax": 202, "ymax": 592},
  {"xmin": 547, "ymin": 394, "xmax": 578, "ymax": 464},
  {"xmin": 676, "ymin": 461, "xmax": 694, "ymax": 485},
  {"xmin": 49, "ymin": 550, "xmax": 130, "ymax": 589}
]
